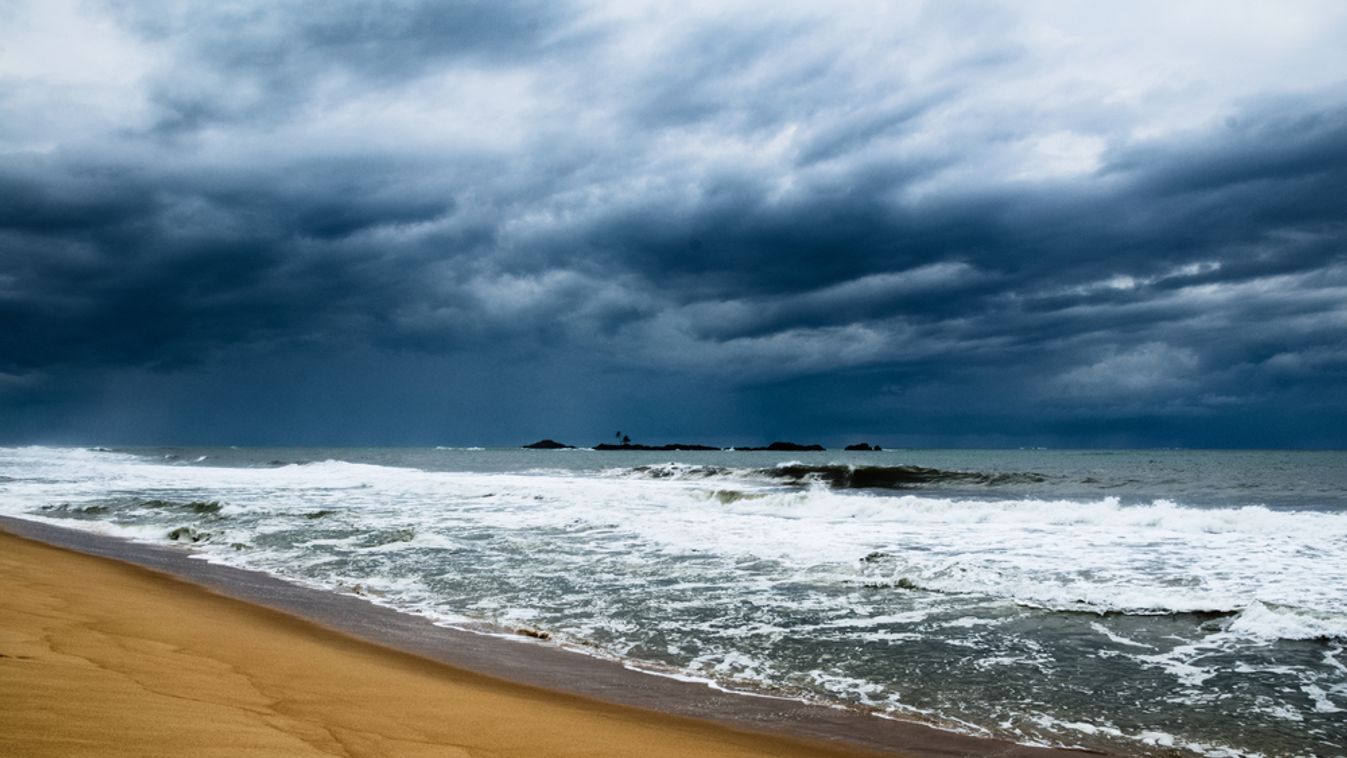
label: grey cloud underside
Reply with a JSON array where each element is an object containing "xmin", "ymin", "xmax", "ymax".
[
  {"xmin": 112, "ymin": 0, "xmax": 579, "ymax": 134},
  {"xmin": 2, "ymin": 0, "xmax": 1346, "ymax": 444},
  {"xmin": 7, "ymin": 100, "xmax": 1343, "ymax": 370}
]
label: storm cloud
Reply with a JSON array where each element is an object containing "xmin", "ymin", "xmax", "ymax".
[{"xmin": 2, "ymin": 0, "xmax": 1346, "ymax": 446}]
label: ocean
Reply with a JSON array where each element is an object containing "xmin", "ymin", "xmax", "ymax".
[{"xmin": 1, "ymin": 445, "xmax": 1343, "ymax": 757}]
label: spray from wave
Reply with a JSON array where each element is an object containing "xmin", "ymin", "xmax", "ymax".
[{"xmin": 611, "ymin": 462, "xmax": 1049, "ymax": 489}]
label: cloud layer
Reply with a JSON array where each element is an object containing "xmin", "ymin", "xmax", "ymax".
[{"xmin": 3, "ymin": 0, "xmax": 1346, "ymax": 446}]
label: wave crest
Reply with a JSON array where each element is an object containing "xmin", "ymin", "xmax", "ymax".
[
  {"xmin": 610, "ymin": 462, "xmax": 1048, "ymax": 489},
  {"xmin": 763, "ymin": 463, "xmax": 1048, "ymax": 489}
]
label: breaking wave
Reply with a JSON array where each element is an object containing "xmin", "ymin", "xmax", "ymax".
[
  {"xmin": 610, "ymin": 461, "xmax": 1048, "ymax": 489},
  {"xmin": 4, "ymin": 445, "xmax": 1347, "ymax": 756},
  {"xmin": 762, "ymin": 463, "xmax": 1049, "ymax": 488}
]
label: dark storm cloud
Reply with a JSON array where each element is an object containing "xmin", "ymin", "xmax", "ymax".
[
  {"xmin": 0, "ymin": 148, "xmax": 467, "ymax": 374},
  {"xmin": 2, "ymin": 0, "xmax": 1346, "ymax": 444},
  {"xmin": 576, "ymin": 96, "xmax": 1347, "ymax": 334}
]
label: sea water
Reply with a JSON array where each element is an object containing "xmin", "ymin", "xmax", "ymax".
[{"xmin": 1, "ymin": 446, "xmax": 1344, "ymax": 756}]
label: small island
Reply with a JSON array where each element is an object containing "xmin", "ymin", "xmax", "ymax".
[
  {"xmin": 592, "ymin": 442, "xmax": 721, "ymax": 451},
  {"xmin": 521, "ymin": 439, "xmax": 830, "ymax": 451},
  {"xmin": 521, "ymin": 439, "xmax": 575, "ymax": 449},
  {"xmin": 731, "ymin": 441, "xmax": 826, "ymax": 452}
]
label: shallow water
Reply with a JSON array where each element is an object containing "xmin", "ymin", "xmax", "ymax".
[{"xmin": 2, "ymin": 446, "xmax": 1344, "ymax": 756}]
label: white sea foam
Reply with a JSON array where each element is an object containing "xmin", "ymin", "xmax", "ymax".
[
  {"xmin": 1303, "ymin": 683, "xmax": 1344, "ymax": 714},
  {"xmin": 4, "ymin": 447, "xmax": 1347, "ymax": 625},
  {"xmin": 1224, "ymin": 601, "xmax": 1347, "ymax": 641},
  {"xmin": 1090, "ymin": 622, "xmax": 1156, "ymax": 649},
  {"xmin": 824, "ymin": 611, "xmax": 932, "ymax": 627},
  {"xmin": 943, "ymin": 616, "xmax": 1005, "ymax": 629},
  {"xmin": 1025, "ymin": 714, "xmax": 1263, "ymax": 758},
  {"xmin": 4, "ymin": 446, "xmax": 1346, "ymax": 756}
]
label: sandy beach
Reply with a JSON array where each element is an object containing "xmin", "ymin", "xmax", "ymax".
[{"xmin": 0, "ymin": 530, "xmax": 889, "ymax": 758}]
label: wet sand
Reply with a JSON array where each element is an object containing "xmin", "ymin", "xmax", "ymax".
[{"xmin": 0, "ymin": 520, "xmax": 1096, "ymax": 757}]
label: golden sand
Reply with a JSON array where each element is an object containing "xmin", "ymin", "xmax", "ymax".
[{"xmin": 0, "ymin": 531, "xmax": 888, "ymax": 758}]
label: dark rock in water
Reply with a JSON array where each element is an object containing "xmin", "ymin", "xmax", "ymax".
[
  {"xmin": 167, "ymin": 526, "xmax": 209, "ymax": 543},
  {"xmin": 766, "ymin": 441, "xmax": 825, "ymax": 451},
  {"xmin": 523, "ymin": 439, "xmax": 574, "ymax": 449},
  {"xmin": 593, "ymin": 442, "xmax": 721, "ymax": 451},
  {"xmin": 737, "ymin": 441, "xmax": 826, "ymax": 452},
  {"xmin": 765, "ymin": 463, "xmax": 1047, "ymax": 489},
  {"xmin": 844, "ymin": 443, "xmax": 882, "ymax": 451}
]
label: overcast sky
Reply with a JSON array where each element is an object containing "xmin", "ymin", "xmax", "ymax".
[{"xmin": 3, "ymin": 0, "xmax": 1346, "ymax": 447}]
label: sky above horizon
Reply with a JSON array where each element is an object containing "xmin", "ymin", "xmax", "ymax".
[{"xmin": 3, "ymin": 0, "xmax": 1347, "ymax": 447}]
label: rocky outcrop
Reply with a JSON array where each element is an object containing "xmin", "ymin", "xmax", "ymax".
[
  {"xmin": 592, "ymin": 443, "xmax": 721, "ymax": 451},
  {"xmin": 525, "ymin": 439, "xmax": 829, "ymax": 451},
  {"xmin": 844, "ymin": 443, "xmax": 882, "ymax": 451},
  {"xmin": 522, "ymin": 439, "xmax": 574, "ymax": 449}
]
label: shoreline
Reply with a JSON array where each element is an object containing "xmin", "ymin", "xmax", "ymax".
[{"xmin": 0, "ymin": 516, "xmax": 1100, "ymax": 757}]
